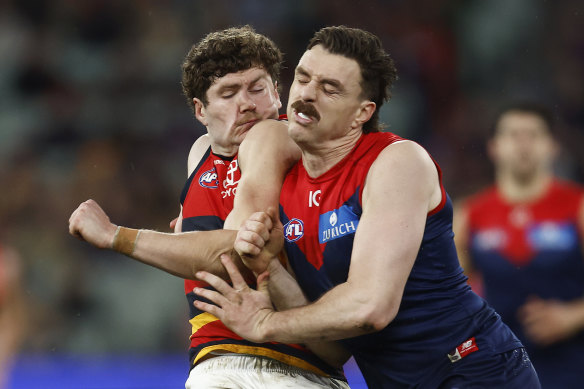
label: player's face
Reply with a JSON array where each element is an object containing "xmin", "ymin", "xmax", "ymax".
[
  {"xmin": 195, "ymin": 67, "xmax": 281, "ymax": 156},
  {"xmin": 489, "ymin": 111, "xmax": 557, "ymax": 181},
  {"xmin": 286, "ymin": 45, "xmax": 370, "ymax": 148}
]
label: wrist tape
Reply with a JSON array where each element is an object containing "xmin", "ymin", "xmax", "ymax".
[{"xmin": 112, "ymin": 226, "xmax": 140, "ymax": 256}]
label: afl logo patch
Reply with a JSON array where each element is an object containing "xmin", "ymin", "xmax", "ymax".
[
  {"xmin": 198, "ymin": 168, "xmax": 219, "ymax": 189},
  {"xmin": 284, "ymin": 218, "xmax": 304, "ymax": 242}
]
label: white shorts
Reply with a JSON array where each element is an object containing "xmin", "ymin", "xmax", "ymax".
[{"xmin": 185, "ymin": 354, "xmax": 349, "ymax": 389}]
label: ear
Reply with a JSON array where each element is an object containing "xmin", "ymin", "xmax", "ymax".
[
  {"xmin": 274, "ymin": 81, "xmax": 282, "ymax": 110},
  {"xmin": 352, "ymin": 101, "xmax": 376, "ymax": 129},
  {"xmin": 193, "ymin": 98, "xmax": 208, "ymax": 126}
]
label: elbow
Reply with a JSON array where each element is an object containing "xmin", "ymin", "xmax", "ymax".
[{"xmin": 354, "ymin": 300, "xmax": 399, "ymax": 333}]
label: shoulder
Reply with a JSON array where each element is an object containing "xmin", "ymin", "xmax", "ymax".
[
  {"xmin": 238, "ymin": 119, "xmax": 301, "ymax": 170},
  {"xmin": 187, "ymin": 135, "xmax": 211, "ymax": 176},
  {"xmin": 365, "ymin": 140, "xmax": 437, "ymax": 198},
  {"xmin": 371, "ymin": 140, "xmax": 436, "ymax": 178}
]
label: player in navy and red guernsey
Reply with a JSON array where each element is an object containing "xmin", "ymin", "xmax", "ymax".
[
  {"xmin": 455, "ymin": 103, "xmax": 584, "ymax": 388},
  {"xmin": 69, "ymin": 26, "xmax": 348, "ymax": 388},
  {"xmin": 194, "ymin": 26, "xmax": 541, "ymax": 388}
]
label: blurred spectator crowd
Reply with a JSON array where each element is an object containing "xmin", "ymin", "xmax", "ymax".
[{"xmin": 0, "ymin": 0, "xmax": 582, "ymax": 359}]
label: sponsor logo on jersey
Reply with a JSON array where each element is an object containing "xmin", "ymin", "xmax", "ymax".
[
  {"xmin": 198, "ymin": 168, "xmax": 219, "ymax": 189},
  {"xmin": 447, "ymin": 337, "xmax": 478, "ymax": 363},
  {"xmin": 223, "ymin": 159, "xmax": 239, "ymax": 188},
  {"xmin": 473, "ymin": 228, "xmax": 506, "ymax": 251},
  {"xmin": 528, "ymin": 222, "xmax": 578, "ymax": 250},
  {"xmin": 284, "ymin": 218, "xmax": 304, "ymax": 242},
  {"xmin": 319, "ymin": 205, "xmax": 359, "ymax": 244}
]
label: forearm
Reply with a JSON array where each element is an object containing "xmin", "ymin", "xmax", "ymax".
[
  {"xmin": 261, "ymin": 279, "xmax": 382, "ymax": 344},
  {"xmin": 265, "ymin": 259, "xmax": 351, "ymax": 367},
  {"xmin": 126, "ymin": 229, "xmax": 247, "ymax": 280}
]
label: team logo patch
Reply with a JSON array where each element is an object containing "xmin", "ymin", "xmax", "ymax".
[
  {"xmin": 198, "ymin": 168, "xmax": 219, "ymax": 189},
  {"xmin": 284, "ymin": 218, "xmax": 304, "ymax": 242},
  {"xmin": 319, "ymin": 205, "xmax": 359, "ymax": 244},
  {"xmin": 447, "ymin": 337, "xmax": 479, "ymax": 363}
]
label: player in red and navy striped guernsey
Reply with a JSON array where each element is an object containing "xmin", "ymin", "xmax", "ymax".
[
  {"xmin": 193, "ymin": 26, "xmax": 541, "ymax": 388},
  {"xmin": 455, "ymin": 102, "xmax": 584, "ymax": 388}
]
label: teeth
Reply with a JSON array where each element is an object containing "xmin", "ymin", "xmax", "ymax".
[{"xmin": 298, "ymin": 112, "xmax": 310, "ymax": 120}]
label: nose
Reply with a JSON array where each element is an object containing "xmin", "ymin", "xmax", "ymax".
[
  {"xmin": 299, "ymin": 80, "xmax": 317, "ymax": 102},
  {"xmin": 238, "ymin": 90, "xmax": 257, "ymax": 113}
]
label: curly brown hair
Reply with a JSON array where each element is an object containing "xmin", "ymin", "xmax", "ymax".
[
  {"xmin": 307, "ymin": 26, "xmax": 398, "ymax": 133},
  {"xmin": 181, "ymin": 25, "xmax": 283, "ymax": 114}
]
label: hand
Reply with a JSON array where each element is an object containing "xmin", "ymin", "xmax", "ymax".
[
  {"xmin": 234, "ymin": 207, "xmax": 284, "ymax": 274},
  {"xmin": 193, "ymin": 254, "xmax": 274, "ymax": 343},
  {"xmin": 518, "ymin": 296, "xmax": 581, "ymax": 346},
  {"xmin": 68, "ymin": 199, "xmax": 118, "ymax": 249}
]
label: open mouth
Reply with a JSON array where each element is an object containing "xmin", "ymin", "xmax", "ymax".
[{"xmin": 291, "ymin": 100, "xmax": 320, "ymax": 125}]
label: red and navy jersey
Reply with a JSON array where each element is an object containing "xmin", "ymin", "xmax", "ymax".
[
  {"xmin": 466, "ymin": 180, "xmax": 584, "ymax": 386},
  {"xmin": 280, "ymin": 132, "xmax": 522, "ymax": 387},
  {"xmin": 180, "ymin": 144, "xmax": 344, "ymax": 379}
]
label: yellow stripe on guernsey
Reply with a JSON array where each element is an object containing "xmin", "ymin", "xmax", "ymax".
[
  {"xmin": 190, "ymin": 312, "xmax": 219, "ymax": 335},
  {"xmin": 189, "ymin": 314, "xmax": 329, "ymax": 377}
]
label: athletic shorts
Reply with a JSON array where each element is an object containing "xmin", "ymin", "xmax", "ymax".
[
  {"xmin": 436, "ymin": 348, "xmax": 541, "ymax": 389},
  {"xmin": 185, "ymin": 354, "xmax": 349, "ymax": 389}
]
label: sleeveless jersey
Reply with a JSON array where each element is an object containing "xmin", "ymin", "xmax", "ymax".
[
  {"xmin": 180, "ymin": 144, "xmax": 344, "ymax": 379},
  {"xmin": 466, "ymin": 180, "xmax": 584, "ymax": 387},
  {"xmin": 280, "ymin": 132, "xmax": 522, "ymax": 388}
]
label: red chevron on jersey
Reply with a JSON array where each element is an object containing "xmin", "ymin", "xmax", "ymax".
[{"xmin": 281, "ymin": 132, "xmax": 403, "ymax": 273}]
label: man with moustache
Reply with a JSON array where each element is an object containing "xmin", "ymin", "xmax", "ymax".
[
  {"xmin": 192, "ymin": 26, "xmax": 542, "ymax": 388},
  {"xmin": 69, "ymin": 26, "xmax": 348, "ymax": 388}
]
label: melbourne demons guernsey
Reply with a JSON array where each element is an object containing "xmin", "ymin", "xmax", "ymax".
[
  {"xmin": 180, "ymin": 142, "xmax": 344, "ymax": 379},
  {"xmin": 466, "ymin": 180, "xmax": 584, "ymax": 387},
  {"xmin": 280, "ymin": 132, "xmax": 522, "ymax": 387}
]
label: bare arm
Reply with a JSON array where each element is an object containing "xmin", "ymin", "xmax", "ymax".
[
  {"xmin": 195, "ymin": 141, "xmax": 441, "ymax": 344},
  {"xmin": 224, "ymin": 119, "xmax": 300, "ymax": 231},
  {"xmin": 225, "ymin": 121, "xmax": 349, "ymax": 367},
  {"xmin": 68, "ymin": 135, "xmax": 247, "ymax": 280}
]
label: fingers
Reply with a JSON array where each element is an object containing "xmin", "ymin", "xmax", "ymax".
[
  {"xmin": 195, "ymin": 268, "xmax": 237, "ymax": 297},
  {"xmin": 193, "ymin": 299, "xmax": 223, "ymax": 319},
  {"xmin": 220, "ymin": 254, "xmax": 249, "ymax": 291}
]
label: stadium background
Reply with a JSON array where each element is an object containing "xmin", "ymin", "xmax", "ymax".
[{"xmin": 0, "ymin": 1, "xmax": 582, "ymax": 388}]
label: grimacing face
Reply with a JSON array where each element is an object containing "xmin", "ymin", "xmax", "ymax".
[
  {"xmin": 194, "ymin": 67, "xmax": 281, "ymax": 156},
  {"xmin": 286, "ymin": 45, "xmax": 373, "ymax": 149},
  {"xmin": 489, "ymin": 111, "xmax": 557, "ymax": 181}
]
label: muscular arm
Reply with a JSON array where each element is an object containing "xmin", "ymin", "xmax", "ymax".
[
  {"xmin": 224, "ymin": 120, "xmax": 349, "ymax": 367},
  {"xmin": 69, "ymin": 135, "xmax": 245, "ymax": 280},
  {"xmin": 196, "ymin": 141, "xmax": 441, "ymax": 344}
]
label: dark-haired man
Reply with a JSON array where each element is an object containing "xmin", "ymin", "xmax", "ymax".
[
  {"xmin": 193, "ymin": 26, "xmax": 542, "ymax": 388},
  {"xmin": 69, "ymin": 26, "xmax": 348, "ymax": 388},
  {"xmin": 454, "ymin": 102, "xmax": 584, "ymax": 388}
]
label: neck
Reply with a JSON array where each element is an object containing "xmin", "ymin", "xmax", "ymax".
[
  {"xmin": 301, "ymin": 130, "xmax": 362, "ymax": 178},
  {"xmin": 210, "ymin": 143, "xmax": 238, "ymax": 158},
  {"xmin": 496, "ymin": 171, "xmax": 553, "ymax": 203}
]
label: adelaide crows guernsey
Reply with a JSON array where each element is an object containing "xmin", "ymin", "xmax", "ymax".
[
  {"xmin": 280, "ymin": 132, "xmax": 522, "ymax": 387},
  {"xmin": 180, "ymin": 144, "xmax": 343, "ymax": 379},
  {"xmin": 466, "ymin": 180, "xmax": 584, "ymax": 387}
]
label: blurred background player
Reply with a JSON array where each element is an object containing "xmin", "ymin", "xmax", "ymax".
[{"xmin": 454, "ymin": 102, "xmax": 584, "ymax": 388}]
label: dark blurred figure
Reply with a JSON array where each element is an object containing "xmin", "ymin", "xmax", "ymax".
[
  {"xmin": 455, "ymin": 102, "xmax": 584, "ymax": 388},
  {"xmin": 0, "ymin": 244, "xmax": 27, "ymax": 389}
]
